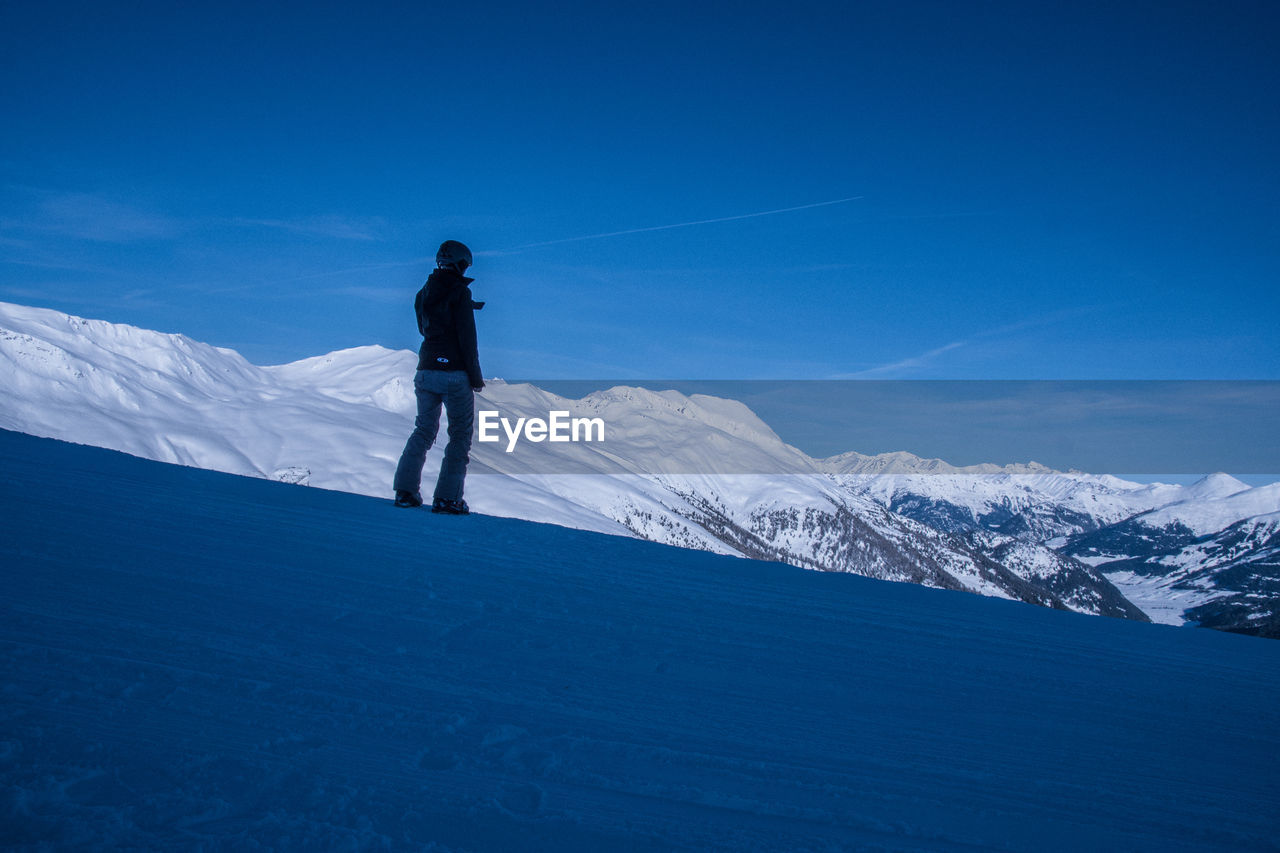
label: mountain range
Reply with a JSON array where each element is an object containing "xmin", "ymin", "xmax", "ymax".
[{"xmin": 2, "ymin": 300, "xmax": 1277, "ymax": 636}]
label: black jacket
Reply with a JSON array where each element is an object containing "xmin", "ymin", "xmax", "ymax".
[{"xmin": 414, "ymin": 268, "xmax": 484, "ymax": 388}]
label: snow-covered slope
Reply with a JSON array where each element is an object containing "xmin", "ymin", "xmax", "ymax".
[
  {"xmin": 0, "ymin": 302, "xmax": 628, "ymax": 536},
  {"xmin": 2, "ymin": 300, "xmax": 1276, "ymax": 631},
  {"xmin": 0, "ymin": 304, "xmax": 395, "ymax": 491},
  {"xmin": 3, "ymin": 429, "xmax": 1279, "ymax": 850}
]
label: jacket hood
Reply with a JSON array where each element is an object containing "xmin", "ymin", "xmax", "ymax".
[
  {"xmin": 429, "ymin": 267, "xmax": 474, "ymax": 286},
  {"xmin": 423, "ymin": 267, "xmax": 475, "ymax": 307}
]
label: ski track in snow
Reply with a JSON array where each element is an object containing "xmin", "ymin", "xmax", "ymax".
[{"xmin": 2, "ymin": 430, "xmax": 1279, "ymax": 851}]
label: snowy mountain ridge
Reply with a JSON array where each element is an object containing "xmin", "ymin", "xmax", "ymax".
[
  {"xmin": 1124, "ymin": 480, "xmax": 1280, "ymax": 537},
  {"xmin": 2, "ymin": 300, "xmax": 1277, "ymax": 633}
]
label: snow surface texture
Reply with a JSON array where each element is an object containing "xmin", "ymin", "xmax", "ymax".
[
  {"xmin": 3, "ymin": 300, "xmax": 1278, "ymax": 631},
  {"xmin": 2, "ymin": 429, "xmax": 1278, "ymax": 851}
]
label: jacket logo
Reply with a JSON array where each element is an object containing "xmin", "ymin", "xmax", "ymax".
[{"xmin": 436, "ymin": 357, "xmax": 450, "ymax": 364}]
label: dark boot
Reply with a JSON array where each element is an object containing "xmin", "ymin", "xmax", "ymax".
[
  {"xmin": 431, "ymin": 498, "xmax": 470, "ymax": 515},
  {"xmin": 394, "ymin": 490, "xmax": 424, "ymax": 508}
]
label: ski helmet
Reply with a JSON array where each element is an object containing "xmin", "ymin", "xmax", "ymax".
[{"xmin": 436, "ymin": 240, "xmax": 473, "ymax": 272}]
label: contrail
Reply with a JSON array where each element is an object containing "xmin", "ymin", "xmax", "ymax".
[
  {"xmin": 501, "ymin": 195, "xmax": 864, "ymax": 252},
  {"xmin": 838, "ymin": 340, "xmax": 967, "ymax": 379},
  {"xmin": 272, "ymin": 196, "xmax": 866, "ymax": 280}
]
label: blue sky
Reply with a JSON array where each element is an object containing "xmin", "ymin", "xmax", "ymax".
[{"xmin": 2, "ymin": 0, "xmax": 1277, "ymax": 379}]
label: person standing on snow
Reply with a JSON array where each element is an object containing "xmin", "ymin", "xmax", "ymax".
[{"xmin": 393, "ymin": 240, "xmax": 484, "ymax": 514}]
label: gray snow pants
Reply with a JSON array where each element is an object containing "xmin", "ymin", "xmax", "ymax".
[{"xmin": 393, "ymin": 369, "xmax": 475, "ymax": 502}]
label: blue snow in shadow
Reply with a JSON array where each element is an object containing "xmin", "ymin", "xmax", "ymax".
[{"xmin": 1, "ymin": 428, "xmax": 1277, "ymax": 851}]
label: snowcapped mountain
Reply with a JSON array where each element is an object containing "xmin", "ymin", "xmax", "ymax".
[
  {"xmin": 2, "ymin": 300, "xmax": 1276, "ymax": 633},
  {"xmin": 1061, "ymin": 478, "xmax": 1279, "ymax": 568},
  {"xmin": 1086, "ymin": 511, "xmax": 1280, "ymax": 634},
  {"xmin": 1065, "ymin": 505, "xmax": 1280, "ymax": 636},
  {"xmin": 1053, "ymin": 475, "xmax": 1280, "ymax": 636},
  {"xmin": 830, "ymin": 468, "xmax": 1186, "ymax": 541},
  {"xmin": 1117, "ymin": 477, "xmax": 1279, "ymax": 538}
]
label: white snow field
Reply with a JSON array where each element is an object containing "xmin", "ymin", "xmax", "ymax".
[{"xmin": 2, "ymin": 430, "xmax": 1278, "ymax": 851}]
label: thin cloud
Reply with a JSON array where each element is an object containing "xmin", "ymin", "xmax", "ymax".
[
  {"xmin": 1, "ymin": 190, "xmax": 183, "ymax": 243},
  {"xmin": 229, "ymin": 215, "xmax": 386, "ymax": 241},
  {"xmin": 3, "ymin": 187, "xmax": 389, "ymax": 246}
]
